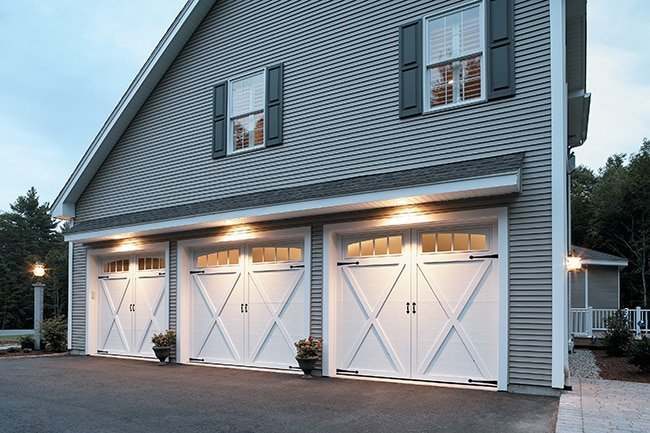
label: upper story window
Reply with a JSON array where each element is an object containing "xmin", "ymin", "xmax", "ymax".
[
  {"xmin": 213, "ymin": 65, "xmax": 283, "ymax": 158},
  {"xmin": 229, "ymin": 72, "xmax": 265, "ymax": 153},
  {"xmin": 425, "ymin": 5, "xmax": 484, "ymax": 110}
]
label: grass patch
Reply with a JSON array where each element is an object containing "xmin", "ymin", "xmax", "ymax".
[{"xmin": 0, "ymin": 334, "xmax": 30, "ymax": 344}]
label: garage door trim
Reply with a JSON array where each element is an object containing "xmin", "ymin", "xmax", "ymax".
[{"xmin": 323, "ymin": 208, "xmax": 508, "ymax": 390}]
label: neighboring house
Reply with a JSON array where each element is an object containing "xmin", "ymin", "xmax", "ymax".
[
  {"xmin": 51, "ymin": 0, "xmax": 589, "ymax": 395},
  {"xmin": 569, "ymin": 246, "xmax": 628, "ymax": 310}
]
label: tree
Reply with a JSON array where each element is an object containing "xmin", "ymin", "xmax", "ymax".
[
  {"xmin": 572, "ymin": 139, "xmax": 650, "ymax": 307},
  {"xmin": 0, "ymin": 188, "xmax": 67, "ymax": 329},
  {"xmin": 570, "ymin": 165, "xmax": 597, "ymax": 247}
]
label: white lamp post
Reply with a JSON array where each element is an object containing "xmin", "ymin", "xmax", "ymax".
[{"xmin": 32, "ymin": 262, "xmax": 45, "ymax": 350}]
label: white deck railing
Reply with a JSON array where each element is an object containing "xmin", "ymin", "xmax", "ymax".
[{"xmin": 570, "ymin": 307, "xmax": 650, "ymax": 338}]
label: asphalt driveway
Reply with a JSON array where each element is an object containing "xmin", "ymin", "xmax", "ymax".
[{"xmin": 0, "ymin": 356, "xmax": 558, "ymax": 432}]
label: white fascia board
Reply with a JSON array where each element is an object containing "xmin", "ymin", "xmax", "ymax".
[
  {"xmin": 64, "ymin": 171, "xmax": 520, "ymax": 243},
  {"xmin": 50, "ymin": 0, "xmax": 217, "ymax": 220},
  {"xmin": 582, "ymin": 259, "xmax": 628, "ymax": 267}
]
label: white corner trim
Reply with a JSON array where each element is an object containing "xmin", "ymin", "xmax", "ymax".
[
  {"xmin": 51, "ymin": 0, "xmax": 217, "ymax": 219},
  {"xmin": 550, "ymin": 0, "xmax": 568, "ymax": 389},
  {"xmin": 67, "ymin": 241, "xmax": 73, "ymax": 350},
  {"xmin": 64, "ymin": 171, "xmax": 520, "ymax": 243}
]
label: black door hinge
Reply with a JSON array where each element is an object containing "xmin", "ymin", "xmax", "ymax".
[{"xmin": 469, "ymin": 254, "xmax": 498, "ymax": 260}]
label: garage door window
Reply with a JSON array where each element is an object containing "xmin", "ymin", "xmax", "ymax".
[
  {"xmin": 421, "ymin": 231, "xmax": 487, "ymax": 253},
  {"xmin": 195, "ymin": 249, "xmax": 240, "ymax": 268},
  {"xmin": 103, "ymin": 259, "xmax": 129, "ymax": 273},
  {"xmin": 345, "ymin": 235, "xmax": 402, "ymax": 258},
  {"xmin": 138, "ymin": 257, "xmax": 166, "ymax": 271},
  {"xmin": 252, "ymin": 246, "xmax": 302, "ymax": 263}
]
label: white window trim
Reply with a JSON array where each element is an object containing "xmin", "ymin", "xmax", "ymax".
[
  {"xmin": 422, "ymin": 1, "xmax": 486, "ymax": 113},
  {"xmin": 227, "ymin": 68, "xmax": 267, "ymax": 155}
]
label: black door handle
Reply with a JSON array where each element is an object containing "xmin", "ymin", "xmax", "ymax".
[
  {"xmin": 132, "ymin": 304, "xmax": 135, "ymax": 312},
  {"xmin": 245, "ymin": 304, "xmax": 248, "ymax": 313},
  {"xmin": 406, "ymin": 302, "xmax": 410, "ymax": 314},
  {"xmin": 241, "ymin": 304, "xmax": 244, "ymax": 313},
  {"xmin": 412, "ymin": 302, "xmax": 416, "ymax": 314}
]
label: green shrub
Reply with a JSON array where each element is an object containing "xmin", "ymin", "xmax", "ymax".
[
  {"xmin": 7, "ymin": 347, "xmax": 20, "ymax": 353},
  {"xmin": 41, "ymin": 315, "xmax": 67, "ymax": 352},
  {"xmin": 603, "ymin": 310, "xmax": 632, "ymax": 356},
  {"xmin": 629, "ymin": 336, "xmax": 650, "ymax": 372},
  {"xmin": 19, "ymin": 335, "xmax": 35, "ymax": 349}
]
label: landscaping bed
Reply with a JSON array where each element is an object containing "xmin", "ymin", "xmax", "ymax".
[
  {"xmin": 593, "ymin": 349, "xmax": 650, "ymax": 383},
  {"xmin": 0, "ymin": 347, "xmax": 67, "ymax": 358}
]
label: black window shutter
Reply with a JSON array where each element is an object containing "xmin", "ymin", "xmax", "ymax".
[
  {"xmin": 399, "ymin": 20, "xmax": 422, "ymax": 118},
  {"xmin": 212, "ymin": 81, "xmax": 228, "ymax": 158},
  {"xmin": 486, "ymin": 0, "xmax": 515, "ymax": 99},
  {"xmin": 265, "ymin": 64, "xmax": 283, "ymax": 147}
]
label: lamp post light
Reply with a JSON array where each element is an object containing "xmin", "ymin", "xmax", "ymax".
[{"xmin": 32, "ymin": 262, "xmax": 46, "ymax": 350}]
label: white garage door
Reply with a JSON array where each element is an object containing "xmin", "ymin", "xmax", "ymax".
[
  {"xmin": 189, "ymin": 241, "xmax": 308, "ymax": 370},
  {"xmin": 98, "ymin": 255, "xmax": 168, "ymax": 358},
  {"xmin": 337, "ymin": 226, "xmax": 499, "ymax": 386}
]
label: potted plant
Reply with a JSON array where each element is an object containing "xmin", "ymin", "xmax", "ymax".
[
  {"xmin": 294, "ymin": 336, "xmax": 323, "ymax": 378},
  {"xmin": 151, "ymin": 330, "xmax": 176, "ymax": 364}
]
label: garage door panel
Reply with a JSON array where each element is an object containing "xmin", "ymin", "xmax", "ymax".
[
  {"xmin": 98, "ymin": 278, "xmax": 131, "ymax": 355},
  {"xmin": 418, "ymin": 260, "xmax": 486, "ymax": 312},
  {"xmin": 249, "ymin": 324, "xmax": 294, "ymax": 368},
  {"xmin": 133, "ymin": 275, "xmax": 167, "ymax": 357},
  {"xmin": 247, "ymin": 267, "xmax": 306, "ymax": 369},
  {"xmin": 191, "ymin": 270, "xmax": 245, "ymax": 364},
  {"xmin": 457, "ymin": 262, "xmax": 499, "ymax": 378},
  {"xmin": 337, "ymin": 259, "xmax": 410, "ymax": 378},
  {"xmin": 421, "ymin": 328, "xmax": 484, "ymax": 379},
  {"xmin": 347, "ymin": 327, "xmax": 403, "ymax": 375}
]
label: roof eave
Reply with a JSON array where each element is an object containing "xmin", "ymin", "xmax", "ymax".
[{"xmin": 50, "ymin": 0, "xmax": 217, "ymax": 220}]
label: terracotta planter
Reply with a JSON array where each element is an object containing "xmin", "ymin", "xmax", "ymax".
[
  {"xmin": 296, "ymin": 356, "xmax": 318, "ymax": 378},
  {"xmin": 153, "ymin": 346, "xmax": 171, "ymax": 364}
]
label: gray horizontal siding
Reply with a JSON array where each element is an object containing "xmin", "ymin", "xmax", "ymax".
[
  {"xmin": 570, "ymin": 268, "xmax": 586, "ymax": 308},
  {"xmin": 71, "ymin": 243, "xmax": 87, "ymax": 353},
  {"xmin": 71, "ymin": 0, "xmax": 553, "ymax": 388},
  {"xmin": 587, "ymin": 265, "xmax": 619, "ymax": 309}
]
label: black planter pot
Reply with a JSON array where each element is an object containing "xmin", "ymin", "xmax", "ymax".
[
  {"xmin": 296, "ymin": 357, "xmax": 318, "ymax": 378},
  {"xmin": 153, "ymin": 346, "xmax": 171, "ymax": 364}
]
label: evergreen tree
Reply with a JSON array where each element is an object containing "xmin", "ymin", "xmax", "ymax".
[{"xmin": 0, "ymin": 188, "xmax": 67, "ymax": 329}]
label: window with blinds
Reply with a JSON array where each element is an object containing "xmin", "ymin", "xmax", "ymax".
[
  {"xmin": 230, "ymin": 72, "xmax": 265, "ymax": 152},
  {"xmin": 425, "ymin": 5, "xmax": 483, "ymax": 110}
]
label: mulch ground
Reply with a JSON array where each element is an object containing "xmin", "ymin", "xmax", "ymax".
[{"xmin": 593, "ymin": 349, "xmax": 650, "ymax": 383}]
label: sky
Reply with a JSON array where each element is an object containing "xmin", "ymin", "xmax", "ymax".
[{"xmin": 0, "ymin": 0, "xmax": 649, "ymax": 212}]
